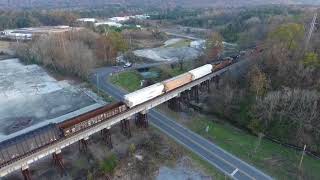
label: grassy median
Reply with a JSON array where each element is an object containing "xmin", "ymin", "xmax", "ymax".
[{"xmin": 110, "ymin": 71, "xmax": 142, "ymax": 92}]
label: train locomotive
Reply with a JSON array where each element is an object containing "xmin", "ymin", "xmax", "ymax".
[{"xmin": 0, "ymin": 59, "xmax": 235, "ymax": 167}]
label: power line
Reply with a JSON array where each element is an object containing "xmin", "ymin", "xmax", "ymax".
[{"xmin": 305, "ymin": 12, "xmax": 318, "ymax": 51}]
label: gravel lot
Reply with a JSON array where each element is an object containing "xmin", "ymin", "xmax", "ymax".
[{"xmin": 0, "ymin": 59, "xmax": 103, "ymax": 141}]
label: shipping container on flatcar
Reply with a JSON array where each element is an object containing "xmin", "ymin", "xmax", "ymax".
[
  {"xmin": 58, "ymin": 102, "xmax": 127, "ymax": 137},
  {"xmin": 124, "ymin": 83, "xmax": 164, "ymax": 108},
  {"xmin": 162, "ymin": 73, "xmax": 193, "ymax": 92},
  {"xmin": 0, "ymin": 124, "xmax": 60, "ymax": 166},
  {"xmin": 188, "ymin": 64, "xmax": 213, "ymax": 80}
]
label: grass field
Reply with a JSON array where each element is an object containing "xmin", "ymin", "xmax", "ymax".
[
  {"xmin": 109, "ymin": 71, "xmax": 142, "ymax": 92},
  {"xmin": 185, "ymin": 114, "xmax": 320, "ymax": 180},
  {"xmin": 166, "ymin": 39, "xmax": 191, "ymax": 48}
]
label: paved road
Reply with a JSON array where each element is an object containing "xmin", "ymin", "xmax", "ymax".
[
  {"xmin": 164, "ymin": 32, "xmax": 201, "ymax": 40},
  {"xmin": 90, "ymin": 66, "xmax": 273, "ymax": 180}
]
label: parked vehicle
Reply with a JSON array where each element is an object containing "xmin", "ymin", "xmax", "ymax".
[{"xmin": 123, "ymin": 62, "xmax": 132, "ymax": 68}]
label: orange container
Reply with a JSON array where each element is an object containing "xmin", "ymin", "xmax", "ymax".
[{"xmin": 162, "ymin": 73, "xmax": 193, "ymax": 92}]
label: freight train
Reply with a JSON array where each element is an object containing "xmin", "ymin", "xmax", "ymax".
[{"xmin": 0, "ymin": 60, "xmax": 235, "ymax": 167}]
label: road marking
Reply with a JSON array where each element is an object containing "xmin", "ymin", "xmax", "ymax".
[
  {"xmin": 231, "ymin": 168, "xmax": 239, "ymax": 176},
  {"xmin": 150, "ymin": 114, "xmax": 257, "ymax": 180}
]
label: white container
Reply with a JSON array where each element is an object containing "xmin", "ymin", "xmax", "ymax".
[
  {"xmin": 124, "ymin": 83, "xmax": 164, "ymax": 108},
  {"xmin": 188, "ymin": 64, "xmax": 213, "ymax": 80}
]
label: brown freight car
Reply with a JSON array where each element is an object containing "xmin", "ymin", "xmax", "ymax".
[
  {"xmin": 212, "ymin": 60, "xmax": 233, "ymax": 72},
  {"xmin": 58, "ymin": 102, "xmax": 127, "ymax": 136},
  {"xmin": 162, "ymin": 73, "xmax": 193, "ymax": 92}
]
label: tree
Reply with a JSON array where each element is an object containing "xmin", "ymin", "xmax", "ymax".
[
  {"xmin": 108, "ymin": 31, "xmax": 128, "ymax": 53},
  {"xmin": 268, "ymin": 23, "xmax": 305, "ymax": 56},
  {"xmin": 95, "ymin": 36, "xmax": 117, "ymax": 65},
  {"xmin": 205, "ymin": 32, "xmax": 224, "ymax": 61},
  {"xmin": 248, "ymin": 65, "xmax": 269, "ymax": 97},
  {"xmin": 14, "ymin": 32, "xmax": 96, "ymax": 79},
  {"xmin": 303, "ymin": 52, "xmax": 319, "ymax": 68},
  {"xmin": 253, "ymin": 89, "xmax": 320, "ymax": 151}
]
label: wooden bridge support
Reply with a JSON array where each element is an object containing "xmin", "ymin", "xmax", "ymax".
[
  {"xmin": 168, "ymin": 97, "xmax": 181, "ymax": 111},
  {"xmin": 101, "ymin": 127, "xmax": 113, "ymax": 148},
  {"xmin": 199, "ymin": 80, "xmax": 211, "ymax": 93},
  {"xmin": 206, "ymin": 80, "xmax": 210, "ymax": 93},
  {"xmin": 180, "ymin": 91, "xmax": 190, "ymax": 104},
  {"xmin": 120, "ymin": 119, "xmax": 131, "ymax": 138},
  {"xmin": 21, "ymin": 166, "xmax": 31, "ymax": 180},
  {"xmin": 214, "ymin": 75, "xmax": 220, "ymax": 89},
  {"xmin": 194, "ymin": 86, "xmax": 199, "ymax": 103},
  {"xmin": 52, "ymin": 150, "xmax": 65, "ymax": 176},
  {"xmin": 135, "ymin": 111, "xmax": 148, "ymax": 128},
  {"xmin": 79, "ymin": 137, "xmax": 89, "ymax": 152}
]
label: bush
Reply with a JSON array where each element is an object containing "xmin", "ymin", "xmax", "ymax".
[{"xmin": 100, "ymin": 154, "xmax": 118, "ymax": 174}]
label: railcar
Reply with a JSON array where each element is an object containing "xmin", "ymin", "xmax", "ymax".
[
  {"xmin": 124, "ymin": 83, "xmax": 164, "ymax": 108},
  {"xmin": 188, "ymin": 64, "xmax": 213, "ymax": 80},
  {"xmin": 162, "ymin": 73, "xmax": 193, "ymax": 92},
  {"xmin": 0, "ymin": 124, "xmax": 60, "ymax": 166},
  {"xmin": 212, "ymin": 60, "xmax": 233, "ymax": 72},
  {"xmin": 58, "ymin": 102, "xmax": 127, "ymax": 136}
]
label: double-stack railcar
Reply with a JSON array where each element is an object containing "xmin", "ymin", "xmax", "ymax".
[
  {"xmin": 162, "ymin": 73, "xmax": 193, "ymax": 92},
  {"xmin": 124, "ymin": 83, "xmax": 164, "ymax": 108},
  {"xmin": 188, "ymin": 64, "xmax": 213, "ymax": 80},
  {"xmin": 0, "ymin": 124, "xmax": 60, "ymax": 166},
  {"xmin": 58, "ymin": 102, "xmax": 127, "ymax": 137}
]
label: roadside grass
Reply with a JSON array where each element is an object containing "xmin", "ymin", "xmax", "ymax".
[
  {"xmin": 154, "ymin": 61, "xmax": 194, "ymax": 78},
  {"xmin": 186, "ymin": 150, "xmax": 230, "ymax": 180},
  {"xmin": 166, "ymin": 39, "xmax": 191, "ymax": 48},
  {"xmin": 150, "ymin": 126, "xmax": 227, "ymax": 180},
  {"xmin": 86, "ymin": 84, "xmax": 114, "ymax": 102},
  {"xmin": 0, "ymin": 40, "xmax": 9, "ymax": 49},
  {"xmin": 156, "ymin": 105, "xmax": 320, "ymax": 180},
  {"xmin": 110, "ymin": 71, "xmax": 142, "ymax": 92},
  {"xmin": 188, "ymin": 115, "xmax": 320, "ymax": 180}
]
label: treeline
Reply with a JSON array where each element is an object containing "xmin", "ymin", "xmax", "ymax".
[
  {"xmin": 153, "ymin": 6, "xmax": 302, "ymax": 45},
  {"xmin": 14, "ymin": 29, "xmax": 128, "ymax": 78},
  {"xmin": 0, "ymin": 6, "xmax": 155, "ymax": 31},
  {"xmin": 0, "ymin": 10, "xmax": 79, "ymax": 30},
  {"xmin": 206, "ymin": 19, "xmax": 320, "ymax": 154}
]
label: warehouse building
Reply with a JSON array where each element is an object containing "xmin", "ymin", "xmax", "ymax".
[{"xmin": 0, "ymin": 26, "xmax": 82, "ymax": 41}]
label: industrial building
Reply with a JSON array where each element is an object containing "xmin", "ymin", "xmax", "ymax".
[{"xmin": 0, "ymin": 26, "xmax": 82, "ymax": 41}]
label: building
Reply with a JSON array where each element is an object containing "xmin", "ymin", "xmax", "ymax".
[{"xmin": 0, "ymin": 26, "xmax": 82, "ymax": 41}]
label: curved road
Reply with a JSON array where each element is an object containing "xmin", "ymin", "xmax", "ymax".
[{"xmin": 90, "ymin": 65, "xmax": 273, "ymax": 180}]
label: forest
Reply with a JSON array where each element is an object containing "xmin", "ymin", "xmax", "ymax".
[{"xmin": 206, "ymin": 19, "xmax": 320, "ymax": 154}]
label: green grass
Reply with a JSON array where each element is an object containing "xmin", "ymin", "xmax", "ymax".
[
  {"xmin": 109, "ymin": 71, "xmax": 142, "ymax": 92},
  {"xmin": 188, "ymin": 116, "xmax": 320, "ymax": 180},
  {"xmin": 100, "ymin": 154, "xmax": 118, "ymax": 174},
  {"xmin": 186, "ymin": 150, "xmax": 230, "ymax": 180},
  {"xmin": 150, "ymin": 125, "xmax": 227, "ymax": 179},
  {"xmin": 166, "ymin": 39, "xmax": 191, "ymax": 48}
]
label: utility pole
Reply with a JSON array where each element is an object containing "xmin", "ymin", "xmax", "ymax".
[
  {"xmin": 299, "ymin": 144, "xmax": 307, "ymax": 170},
  {"xmin": 305, "ymin": 12, "xmax": 318, "ymax": 51},
  {"xmin": 96, "ymin": 73, "xmax": 99, "ymax": 95}
]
